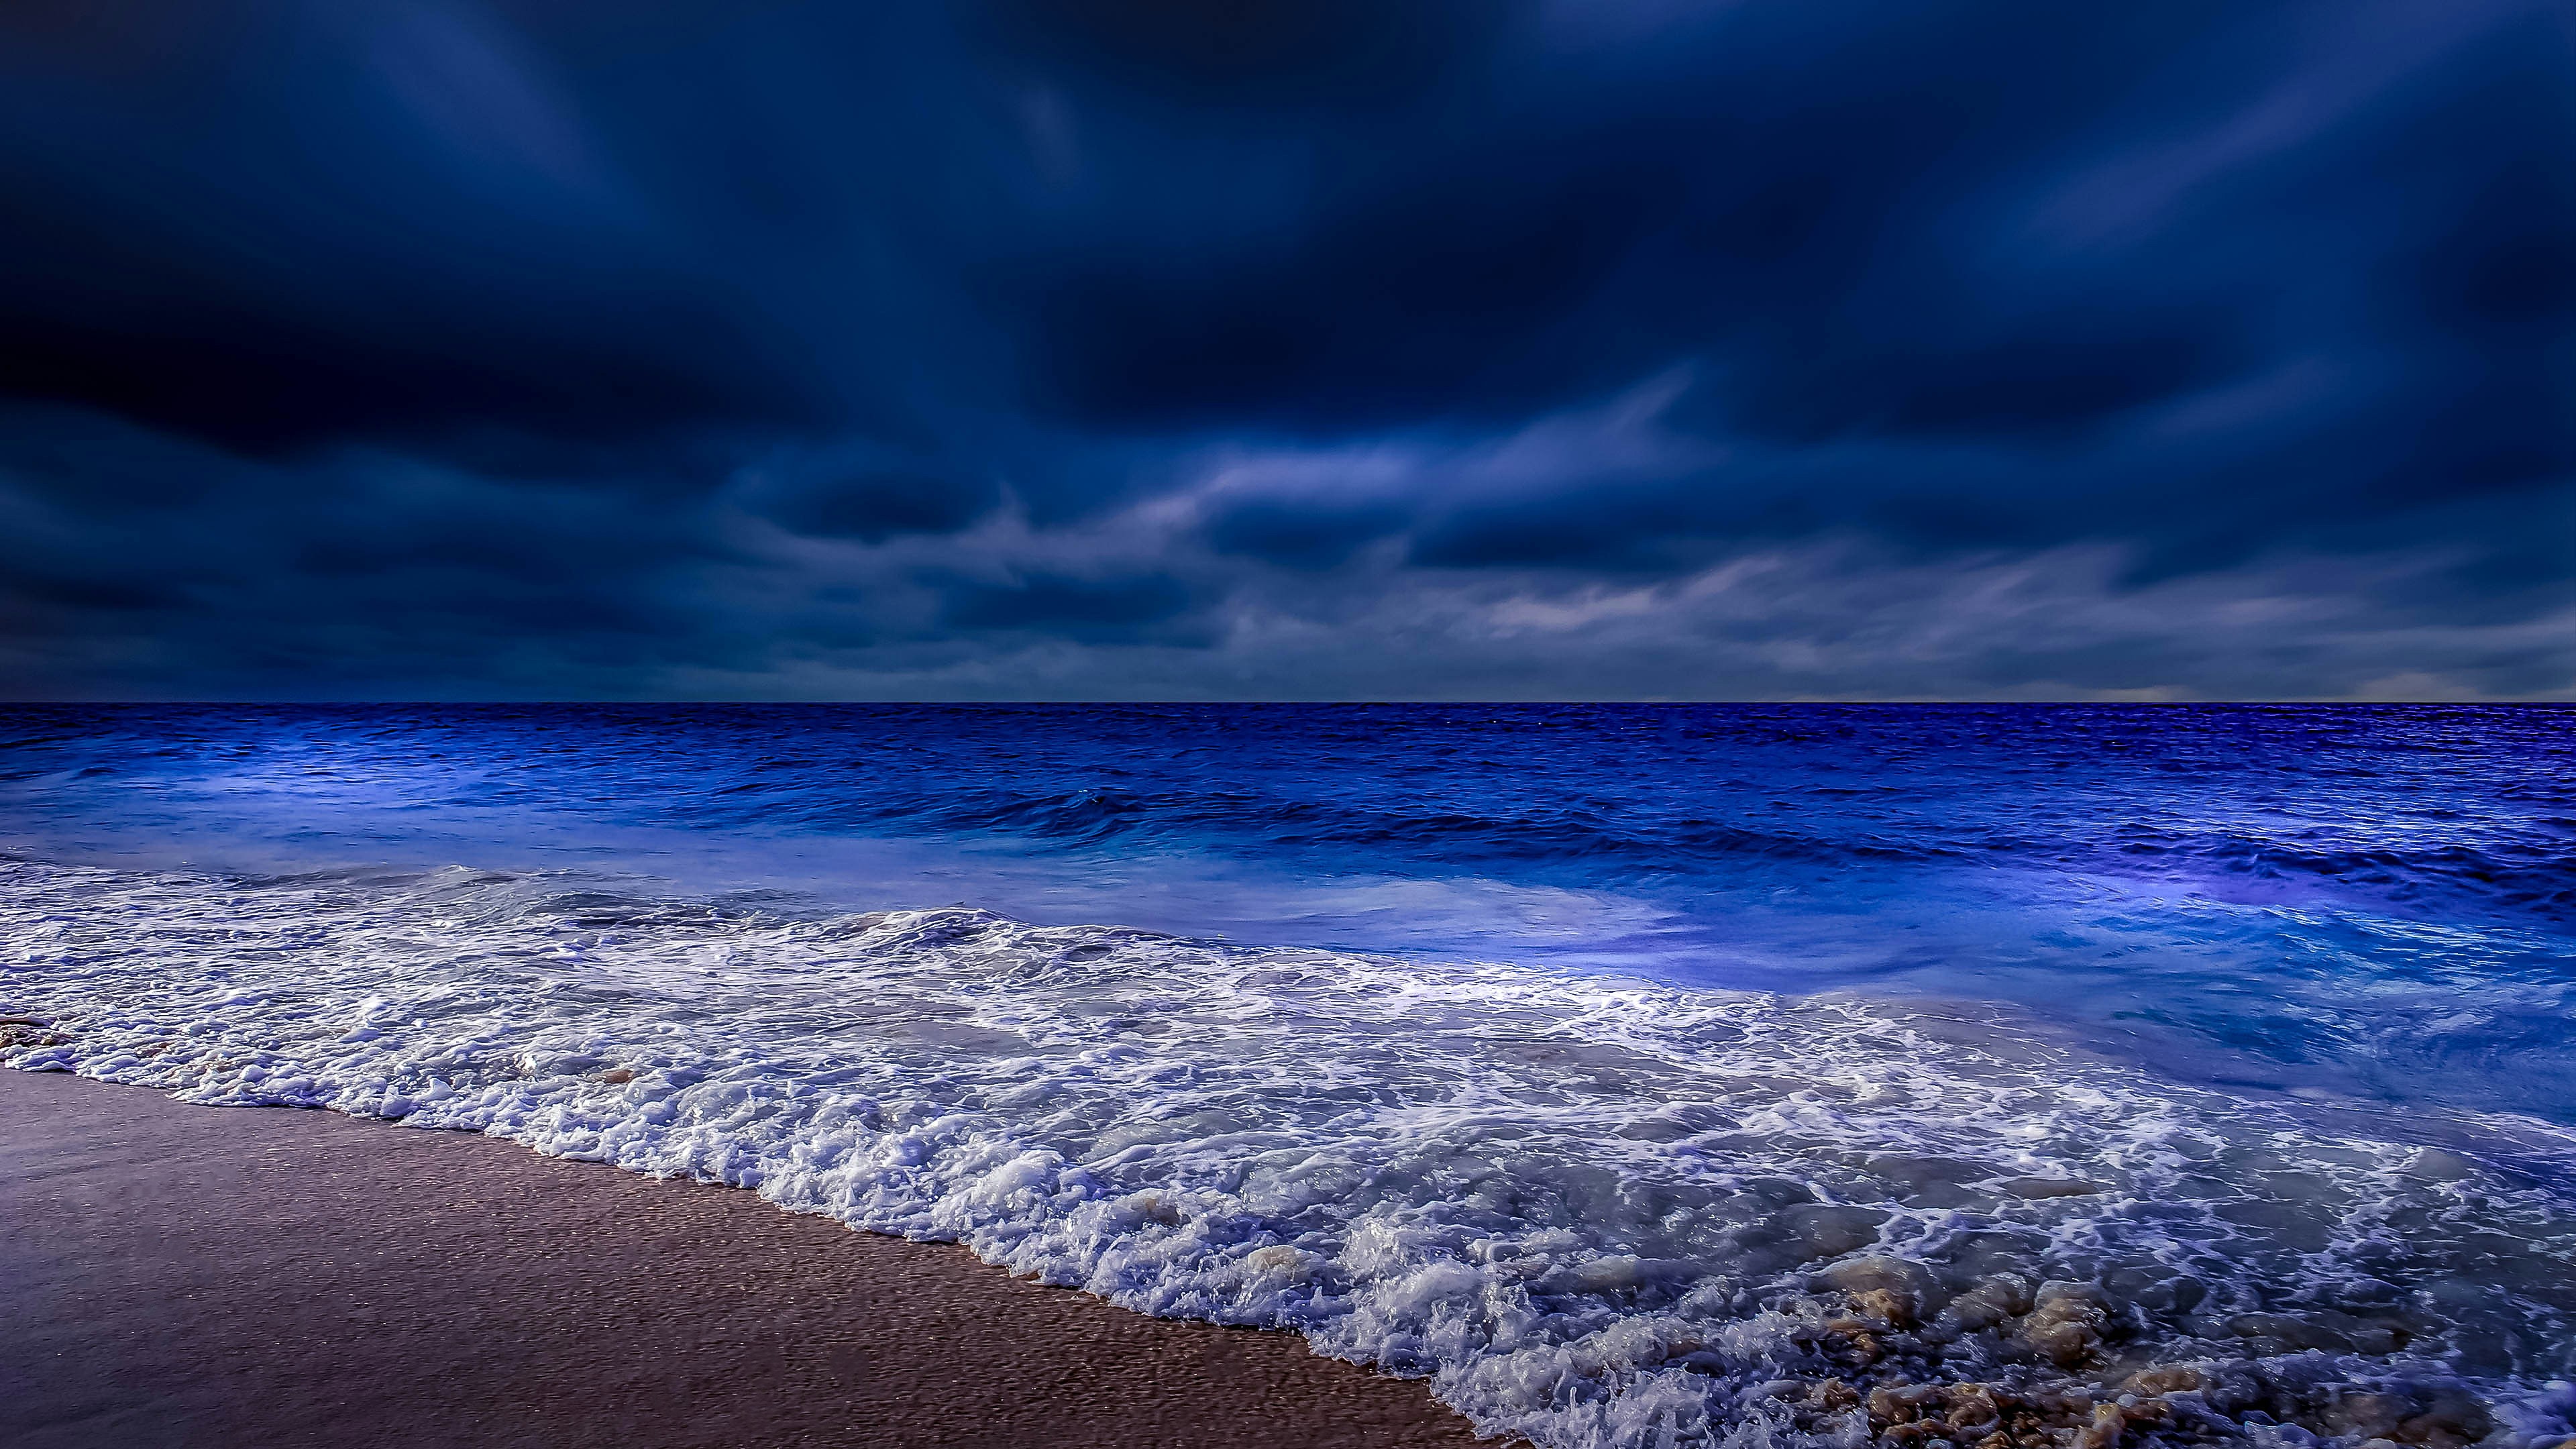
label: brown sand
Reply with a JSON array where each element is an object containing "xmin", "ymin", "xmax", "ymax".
[{"xmin": 0, "ymin": 1067, "xmax": 1486, "ymax": 1448}]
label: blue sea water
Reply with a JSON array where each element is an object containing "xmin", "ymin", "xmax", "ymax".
[{"xmin": 3, "ymin": 704, "xmax": 2572, "ymax": 1448}]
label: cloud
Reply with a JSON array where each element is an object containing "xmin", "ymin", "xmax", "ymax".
[
  {"xmin": 741, "ymin": 464, "xmax": 1007, "ymax": 543},
  {"xmin": 5, "ymin": 398, "xmax": 2565, "ymax": 702},
  {"xmin": 0, "ymin": 0, "xmax": 2567, "ymax": 698}
]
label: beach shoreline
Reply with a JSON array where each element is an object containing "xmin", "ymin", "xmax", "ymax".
[{"xmin": 0, "ymin": 1066, "xmax": 1485, "ymax": 1448}]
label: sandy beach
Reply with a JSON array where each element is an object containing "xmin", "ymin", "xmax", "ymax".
[{"xmin": 0, "ymin": 1067, "xmax": 1485, "ymax": 1448}]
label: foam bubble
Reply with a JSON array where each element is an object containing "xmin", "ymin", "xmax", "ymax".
[{"xmin": 4, "ymin": 859, "xmax": 2571, "ymax": 1449}]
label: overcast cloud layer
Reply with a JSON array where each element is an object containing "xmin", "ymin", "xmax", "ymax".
[{"xmin": 2, "ymin": 0, "xmax": 2570, "ymax": 700}]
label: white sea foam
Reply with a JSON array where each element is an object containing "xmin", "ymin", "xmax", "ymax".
[{"xmin": 4, "ymin": 857, "xmax": 2572, "ymax": 1449}]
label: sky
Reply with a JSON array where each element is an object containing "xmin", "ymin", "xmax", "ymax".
[{"xmin": 1, "ymin": 0, "xmax": 2571, "ymax": 701}]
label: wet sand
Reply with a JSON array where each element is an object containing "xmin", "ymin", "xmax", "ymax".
[{"xmin": 0, "ymin": 1067, "xmax": 1485, "ymax": 1448}]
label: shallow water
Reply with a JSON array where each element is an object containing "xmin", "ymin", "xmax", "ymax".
[{"xmin": 3, "ymin": 705, "xmax": 2571, "ymax": 1448}]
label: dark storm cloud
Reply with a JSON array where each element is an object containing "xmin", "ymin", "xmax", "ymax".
[
  {"xmin": 0, "ymin": 0, "xmax": 2567, "ymax": 698},
  {"xmin": 0, "ymin": 16, "xmax": 839, "ymax": 463},
  {"xmin": 941, "ymin": 573, "xmax": 1197, "ymax": 639},
  {"xmin": 752, "ymin": 469, "xmax": 1006, "ymax": 543},
  {"xmin": 971, "ymin": 0, "xmax": 1515, "ymax": 108},
  {"xmin": 998, "ymin": 2, "xmax": 2289, "ymax": 442},
  {"xmin": 1201, "ymin": 499, "xmax": 1410, "ymax": 571}
]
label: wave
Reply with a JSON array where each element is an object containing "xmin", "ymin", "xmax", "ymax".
[
  {"xmin": 10, "ymin": 706, "xmax": 2568, "ymax": 933},
  {"xmin": 5, "ymin": 858, "xmax": 2573, "ymax": 1449}
]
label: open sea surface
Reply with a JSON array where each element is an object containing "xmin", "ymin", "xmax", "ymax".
[{"xmin": 3, "ymin": 704, "xmax": 2571, "ymax": 1448}]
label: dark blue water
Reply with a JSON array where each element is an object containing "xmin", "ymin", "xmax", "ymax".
[
  {"xmin": 11, "ymin": 703, "xmax": 2576, "ymax": 1444},
  {"xmin": 5, "ymin": 702, "xmax": 2570, "ymax": 1122}
]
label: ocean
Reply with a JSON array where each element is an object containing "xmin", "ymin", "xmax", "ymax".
[{"xmin": 3, "ymin": 704, "xmax": 2571, "ymax": 1448}]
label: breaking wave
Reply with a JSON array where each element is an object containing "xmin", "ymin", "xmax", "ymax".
[{"xmin": 7, "ymin": 857, "xmax": 2573, "ymax": 1449}]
